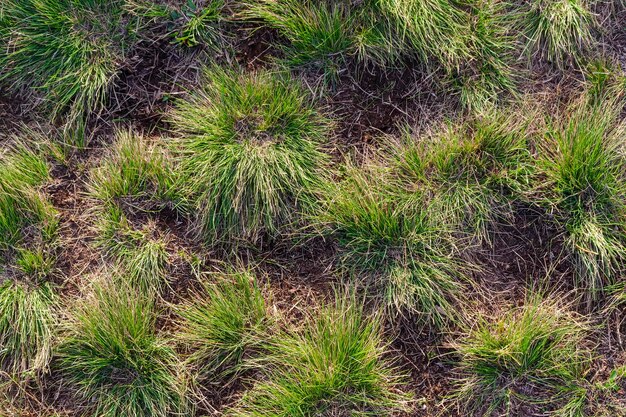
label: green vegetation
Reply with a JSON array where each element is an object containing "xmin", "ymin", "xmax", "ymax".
[
  {"xmin": 452, "ymin": 297, "xmax": 592, "ymax": 415},
  {"xmin": 0, "ymin": 138, "xmax": 58, "ymax": 377},
  {"xmin": 89, "ymin": 130, "xmax": 174, "ymax": 293},
  {"xmin": 0, "ymin": 140, "xmax": 57, "ymax": 250},
  {"xmin": 176, "ymin": 270, "xmax": 268, "ymax": 381},
  {"xmin": 0, "ymin": 0, "xmax": 144, "ymax": 126},
  {"xmin": 128, "ymin": 0, "xmax": 229, "ymax": 49},
  {"xmin": 59, "ymin": 282, "xmax": 186, "ymax": 417},
  {"xmin": 539, "ymin": 99, "xmax": 626, "ymax": 296},
  {"xmin": 2, "ymin": 0, "xmax": 625, "ymax": 415},
  {"xmin": 316, "ymin": 163, "xmax": 462, "ymax": 327},
  {"xmin": 228, "ymin": 295, "xmax": 412, "ymax": 416},
  {"xmin": 89, "ymin": 129, "xmax": 173, "ymax": 205},
  {"xmin": 390, "ymin": 111, "xmax": 531, "ymax": 241},
  {"xmin": 243, "ymin": 0, "xmax": 400, "ymax": 76},
  {"xmin": 521, "ymin": 0, "xmax": 594, "ymax": 67},
  {"xmin": 171, "ymin": 66, "xmax": 330, "ymax": 245},
  {"xmin": 0, "ymin": 281, "xmax": 56, "ymax": 376}
]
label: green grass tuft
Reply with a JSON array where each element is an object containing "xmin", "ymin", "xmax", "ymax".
[
  {"xmin": 316, "ymin": 163, "xmax": 462, "ymax": 327},
  {"xmin": 452, "ymin": 297, "xmax": 592, "ymax": 415},
  {"xmin": 377, "ymin": 0, "xmax": 469, "ymax": 70},
  {"xmin": 228, "ymin": 294, "xmax": 412, "ymax": 416},
  {"xmin": 0, "ymin": 281, "xmax": 57, "ymax": 376},
  {"xmin": 390, "ymin": 111, "xmax": 531, "ymax": 242},
  {"xmin": 171, "ymin": 66, "xmax": 330, "ymax": 245},
  {"xmin": 0, "ymin": 136, "xmax": 59, "ymax": 378},
  {"xmin": 89, "ymin": 129, "xmax": 174, "ymax": 205},
  {"xmin": 0, "ymin": 140, "xmax": 56, "ymax": 250},
  {"xmin": 0, "ymin": 0, "xmax": 146, "ymax": 125},
  {"xmin": 455, "ymin": 0, "xmax": 517, "ymax": 112},
  {"xmin": 59, "ymin": 282, "xmax": 186, "ymax": 417},
  {"xmin": 540, "ymin": 99, "xmax": 626, "ymax": 295},
  {"xmin": 176, "ymin": 270, "xmax": 268, "ymax": 381},
  {"xmin": 128, "ymin": 0, "xmax": 228, "ymax": 50},
  {"xmin": 521, "ymin": 0, "xmax": 595, "ymax": 67},
  {"xmin": 89, "ymin": 130, "xmax": 176, "ymax": 293},
  {"xmin": 243, "ymin": 0, "xmax": 386, "ymax": 76}
]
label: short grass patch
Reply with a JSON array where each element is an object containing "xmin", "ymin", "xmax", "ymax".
[
  {"xmin": 0, "ymin": 280, "xmax": 57, "ymax": 377},
  {"xmin": 521, "ymin": 0, "xmax": 595, "ymax": 67},
  {"xmin": 0, "ymin": 0, "xmax": 147, "ymax": 126},
  {"xmin": 0, "ymin": 139, "xmax": 57, "ymax": 251},
  {"xmin": 228, "ymin": 294, "xmax": 412, "ymax": 416},
  {"xmin": 59, "ymin": 282, "xmax": 186, "ymax": 417},
  {"xmin": 539, "ymin": 98, "xmax": 626, "ymax": 296},
  {"xmin": 389, "ymin": 111, "xmax": 532, "ymax": 242},
  {"xmin": 171, "ymin": 66, "xmax": 330, "ymax": 246},
  {"xmin": 128, "ymin": 0, "xmax": 229, "ymax": 50},
  {"xmin": 316, "ymin": 162, "xmax": 463, "ymax": 327},
  {"xmin": 89, "ymin": 129, "xmax": 175, "ymax": 293},
  {"xmin": 175, "ymin": 270, "xmax": 268, "ymax": 382},
  {"xmin": 451, "ymin": 297, "xmax": 593, "ymax": 416},
  {"xmin": 0, "ymin": 137, "xmax": 59, "ymax": 378}
]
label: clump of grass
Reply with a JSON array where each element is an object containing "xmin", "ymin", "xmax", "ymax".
[
  {"xmin": 171, "ymin": 66, "xmax": 330, "ymax": 245},
  {"xmin": 377, "ymin": 0, "xmax": 469, "ymax": 70},
  {"xmin": 175, "ymin": 270, "xmax": 268, "ymax": 381},
  {"xmin": 0, "ymin": 281, "xmax": 57, "ymax": 376},
  {"xmin": 89, "ymin": 130, "xmax": 176, "ymax": 293},
  {"xmin": 89, "ymin": 129, "xmax": 174, "ymax": 206},
  {"xmin": 128, "ymin": 0, "xmax": 229, "ymax": 50},
  {"xmin": 316, "ymin": 163, "xmax": 462, "ymax": 327},
  {"xmin": 244, "ymin": 0, "xmax": 472, "ymax": 76},
  {"xmin": 539, "ymin": 99, "xmax": 626, "ymax": 296},
  {"xmin": 0, "ymin": 0, "xmax": 146, "ymax": 126},
  {"xmin": 521, "ymin": 0, "xmax": 595, "ymax": 67},
  {"xmin": 583, "ymin": 58, "xmax": 626, "ymax": 105},
  {"xmin": 94, "ymin": 206, "xmax": 171, "ymax": 294},
  {"xmin": 59, "ymin": 282, "xmax": 186, "ymax": 417},
  {"xmin": 390, "ymin": 111, "xmax": 531, "ymax": 242},
  {"xmin": 0, "ymin": 137, "xmax": 59, "ymax": 378},
  {"xmin": 451, "ymin": 297, "xmax": 593, "ymax": 415},
  {"xmin": 171, "ymin": 0, "xmax": 228, "ymax": 49},
  {"xmin": 242, "ymin": 0, "xmax": 395, "ymax": 76},
  {"xmin": 0, "ymin": 140, "xmax": 57, "ymax": 250},
  {"xmin": 456, "ymin": 0, "xmax": 516, "ymax": 112},
  {"xmin": 229, "ymin": 294, "xmax": 412, "ymax": 416}
]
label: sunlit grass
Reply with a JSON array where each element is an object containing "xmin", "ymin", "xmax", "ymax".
[
  {"xmin": 452, "ymin": 296, "xmax": 592, "ymax": 415},
  {"xmin": 59, "ymin": 282, "xmax": 187, "ymax": 417},
  {"xmin": 176, "ymin": 270, "xmax": 268, "ymax": 381},
  {"xmin": 315, "ymin": 162, "xmax": 463, "ymax": 327},
  {"xmin": 539, "ymin": 98, "xmax": 626, "ymax": 296},
  {"xmin": 228, "ymin": 294, "xmax": 412, "ymax": 416},
  {"xmin": 171, "ymin": 66, "xmax": 330, "ymax": 246}
]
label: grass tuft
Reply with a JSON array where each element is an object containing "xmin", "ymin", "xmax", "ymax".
[
  {"xmin": 171, "ymin": 66, "xmax": 330, "ymax": 245},
  {"xmin": 176, "ymin": 270, "xmax": 268, "ymax": 381},
  {"xmin": 89, "ymin": 129, "xmax": 174, "ymax": 206},
  {"xmin": 456, "ymin": 0, "xmax": 517, "ymax": 112},
  {"xmin": 377, "ymin": 0, "xmax": 469, "ymax": 70},
  {"xmin": 0, "ymin": 0, "xmax": 144, "ymax": 125},
  {"xmin": 521, "ymin": 0, "xmax": 595, "ymax": 67},
  {"xmin": 316, "ymin": 163, "xmax": 462, "ymax": 327},
  {"xmin": 0, "ymin": 136, "xmax": 59, "ymax": 378},
  {"xmin": 390, "ymin": 111, "xmax": 531, "ymax": 242},
  {"xmin": 0, "ymin": 140, "xmax": 56, "ymax": 250},
  {"xmin": 0, "ymin": 281, "xmax": 56, "ymax": 376},
  {"xmin": 451, "ymin": 296, "xmax": 592, "ymax": 415},
  {"xmin": 228, "ymin": 294, "xmax": 412, "ymax": 416},
  {"xmin": 89, "ymin": 130, "xmax": 175, "ymax": 293},
  {"xmin": 59, "ymin": 282, "xmax": 186, "ymax": 417},
  {"xmin": 539, "ymin": 99, "xmax": 626, "ymax": 295}
]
